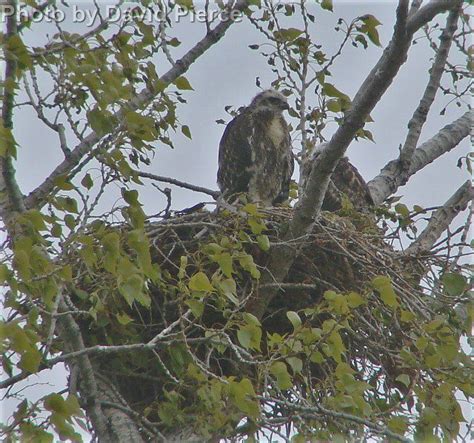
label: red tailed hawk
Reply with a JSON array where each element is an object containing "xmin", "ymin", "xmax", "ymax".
[
  {"xmin": 217, "ymin": 90, "xmax": 294, "ymax": 206},
  {"xmin": 301, "ymin": 143, "xmax": 374, "ymax": 212}
]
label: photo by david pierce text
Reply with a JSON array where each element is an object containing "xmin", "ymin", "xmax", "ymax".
[{"xmin": 0, "ymin": 3, "xmax": 245, "ymax": 26}]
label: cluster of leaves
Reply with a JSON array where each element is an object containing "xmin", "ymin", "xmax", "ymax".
[
  {"xmin": 72, "ymin": 207, "xmax": 472, "ymax": 440},
  {"xmin": 2, "ymin": 194, "xmax": 472, "ymax": 441}
]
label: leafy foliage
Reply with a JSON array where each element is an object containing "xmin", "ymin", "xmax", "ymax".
[{"xmin": 0, "ymin": 1, "xmax": 472, "ymax": 442}]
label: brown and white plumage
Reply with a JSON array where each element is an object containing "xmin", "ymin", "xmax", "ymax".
[
  {"xmin": 217, "ymin": 90, "xmax": 294, "ymax": 206},
  {"xmin": 301, "ymin": 144, "xmax": 374, "ymax": 212}
]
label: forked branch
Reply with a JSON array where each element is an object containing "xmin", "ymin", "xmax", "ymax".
[
  {"xmin": 368, "ymin": 110, "xmax": 472, "ymax": 204},
  {"xmin": 405, "ymin": 180, "xmax": 473, "ymax": 255}
]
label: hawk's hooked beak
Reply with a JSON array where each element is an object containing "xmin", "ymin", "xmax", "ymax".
[{"xmin": 280, "ymin": 101, "xmax": 290, "ymax": 111}]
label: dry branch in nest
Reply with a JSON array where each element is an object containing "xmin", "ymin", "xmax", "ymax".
[{"xmin": 67, "ymin": 206, "xmax": 462, "ymax": 435}]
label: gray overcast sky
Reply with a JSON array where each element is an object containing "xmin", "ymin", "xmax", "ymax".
[
  {"xmin": 14, "ymin": 0, "xmax": 471, "ymax": 216},
  {"xmin": 3, "ymin": 0, "xmax": 472, "ymax": 436}
]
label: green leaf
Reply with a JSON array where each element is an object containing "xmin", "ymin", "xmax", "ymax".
[
  {"xmin": 176, "ymin": 0, "xmax": 193, "ymax": 10},
  {"xmin": 81, "ymin": 173, "xmax": 93, "ymax": 190},
  {"xmin": 347, "ymin": 291, "xmax": 366, "ymax": 308},
  {"xmin": 87, "ymin": 107, "xmax": 114, "ymax": 135},
  {"xmin": 119, "ymin": 274, "xmax": 145, "ymax": 306},
  {"xmin": 360, "ymin": 14, "xmax": 382, "ymax": 47},
  {"xmin": 116, "ymin": 312, "xmax": 133, "ymax": 325},
  {"xmin": 442, "ymin": 272, "xmax": 466, "ymax": 296},
  {"xmin": 189, "ymin": 272, "xmax": 213, "ymax": 292},
  {"xmin": 0, "ymin": 264, "xmax": 10, "ymax": 283},
  {"xmin": 168, "ymin": 37, "xmax": 181, "ymax": 47},
  {"xmin": 400, "ymin": 310, "xmax": 416, "ymax": 322},
  {"xmin": 122, "ymin": 188, "xmax": 139, "ymax": 206},
  {"xmin": 174, "ymin": 76, "xmax": 193, "ymax": 90},
  {"xmin": 321, "ymin": 0, "xmax": 333, "ymax": 12},
  {"xmin": 181, "ymin": 125, "xmax": 192, "ymax": 139},
  {"xmin": 127, "ymin": 229, "xmax": 155, "ymax": 279},
  {"xmin": 237, "ymin": 323, "xmax": 261, "ymax": 351},
  {"xmin": 218, "ymin": 278, "xmax": 239, "ymax": 305},
  {"xmin": 214, "ymin": 252, "xmax": 233, "ymax": 278},
  {"xmin": 388, "ymin": 416, "xmax": 408, "ymax": 434},
  {"xmin": 248, "ymin": 217, "xmax": 265, "ymax": 235},
  {"xmin": 273, "ymin": 28, "xmax": 303, "ymax": 42},
  {"xmin": 286, "ymin": 356, "xmax": 303, "ymax": 374},
  {"xmin": 102, "ymin": 232, "xmax": 120, "ymax": 273},
  {"xmin": 53, "ymin": 175, "xmax": 74, "ymax": 191},
  {"xmin": 228, "ymin": 378, "xmax": 259, "ymax": 419},
  {"xmin": 270, "ymin": 361, "xmax": 292, "ymax": 390},
  {"xmin": 238, "ymin": 253, "xmax": 261, "ymax": 279},
  {"xmin": 257, "ymin": 234, "xmax": 270, "ymax": 251},
  {"xmin": 310, "ymin": 351, "xmax": 325, "ymax": 363},
  {"xmin": 6, "ymin": 34, "xmax": 32, "ymax": 69},
  {"xmin": 24, "ymin": 210, "xmax": 47, "ymax": 231},
  {"xmin": 323, "ymin": 83, "xmax": 351, "ymax": 102},
  {"xmin": 243, "ymin": 312, "xmax": 261, "ymax": 326},
  {"xmin": 55, "ymin": 196, "xmax": 79, "ymax": 214},
  {"xmin": 44, "ymin": 394, "xmax": 68, "ymax": 414},
  {"xmin": 178, "ymin": 255, "xmax": 188, "ymax": 279},
  {"xmin": 372, "ymin": 275, "xmax": 399, "ymax": 308},
  {"xmin": 186, "ymin": 299, "xmax": 204, "ymax": 318},
  {"xmin": 395, "ymin": 203, "xmax": 410, "ymax": 218},
  {"xmin": 19, "ymin": 348, "xmax": 41, "ymax": 373},
  {"xmin": 286, "ymin": 311, "xmax": 302, "ymax": 330},
  {"xmin": 0, "ymin": 124, "xmax": 17, "ymax": 157},
  {"xmin": 396, "ymin": 374, "xmax": 411, "ymax": 387},
  {"xmin": 64, "ymin": 214, "xmax": 76, "ymax": 230},
  {"xmin": 326, "ymin": 99, "xmax": 342, "ymax": 112},
  {"xmin": 242, "ymin": 203, "xmax": 259, "ymax": 216}
]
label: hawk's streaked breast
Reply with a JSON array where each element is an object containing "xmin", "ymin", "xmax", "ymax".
[{"xmin": 217, "ymin": 90, "xmax": 294, "ymax": 206}]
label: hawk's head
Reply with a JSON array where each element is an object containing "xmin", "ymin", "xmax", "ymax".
[{"xmin": 250, "ymin": 89, "xmax": 289, "ymax": 113}]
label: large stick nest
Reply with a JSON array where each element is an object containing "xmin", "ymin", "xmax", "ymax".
[{"xmin": 71, "ymin": 206, "xmax": 434, "ymax": 425}]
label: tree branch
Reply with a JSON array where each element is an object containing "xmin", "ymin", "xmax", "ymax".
[
  {"xmin": 137, "ymin": 171, "xmax": 219, "ymax": 198},
  {"xmin": 0, "ymin": 0, "xmax": 24, "ymax": 227},
  {"xmin": 405, "ymin": 180, "xmax": 473, "ymax": 255},
  {"xmin": 406, "ymin": 0, "xmax": 459, "ymax": 34},
  {"xmin": 262, "ymin": 397, "xmax": 411, "ymax": 443},
  {"xmin": 399, "ymin": 5, "xmax": 461, "ymax": 167},
  {"xmin": 23, "ymin": 0, "xmax": 248, "ymax": 211},
  {"xmin": 245, "ymin": 1, "xmax": 417, "ymax": 319},
  {"xmin": 290, "ymin": 0, "xmax": 411, "ymax": 237},
  {"xmin": 1, "ymin": 5, "xmax": 139, "ymax": 438},
  {"xmin": 246, "ymin": 0, "xmax": 465, "ymax": 320},
  {"xmin": 368, "ymin": 110, "xmax": 472, "ymax": 204}
]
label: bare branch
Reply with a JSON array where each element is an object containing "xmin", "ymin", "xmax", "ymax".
[
  {"xmin": 406, "ymin": 0, "xmax": 460, "ymax": 34},
  {"xmin": 368, "ymin": 110, "xmax": 473, "ymax": 204},
  {"xmin": 405, "ymin": 180, "xmax": 473, "ymax": 255},
  {"xmin": 262, "ymin": 397, "xmax": 411, "ymax": 443},
  {"xmin": 137, "ymin": 171, "xmax": 219, "ymax": 198},
  {"xmin": 24, "ymin": 0, "xmax": 249, "ymax": 211},
  {"xmin": 400, "ymin": 5, "xmax": 461, "ymax": 167}
]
